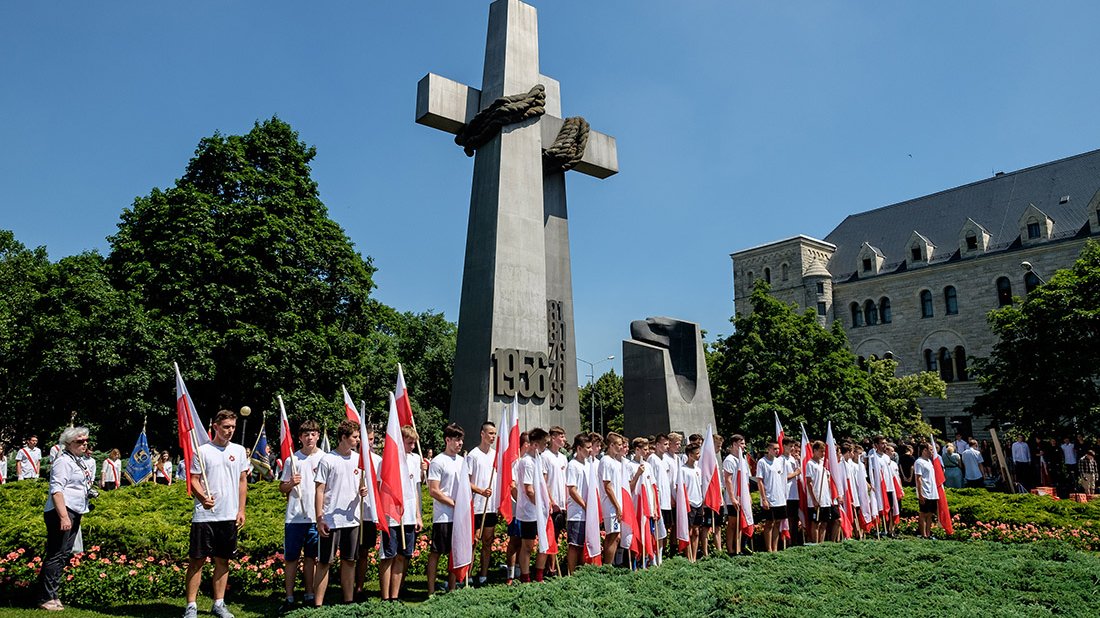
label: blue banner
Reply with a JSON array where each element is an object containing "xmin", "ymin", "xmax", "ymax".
[
  {"xmin": 250, "ymin": 425, "xmax": 272, "ymax": 477},
  {"xmin": 124, "ymin": 431, "xmax": 153, "ymax": 485}
]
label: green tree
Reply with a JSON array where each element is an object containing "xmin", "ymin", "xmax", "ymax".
[
  {"xmin": 969, "ymin": 240, "xmax": 1100, "ymax": 435},
  {"xmin": 0, "ymin": 231, "xmax": 50, "ymax": 445},
  {"xmin": 579, "ymin": 369, "xmax": 623, "ymax": 434},
  {"xmin": 866, "ymin": 358, "xmax": 943, "ymax": 438}
]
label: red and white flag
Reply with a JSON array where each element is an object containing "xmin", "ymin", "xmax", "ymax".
[
  {"xmin": 700, "ymin": 426, "xmax": 723, "ymax": 516},
  {"xmin": 344, "ymin": 386, "xmax": 384, "ymax": 528},
  {"xmin": 797, "ymin": 424, "xmax": 812, "ymax": 529},
  {"xmin": 584, "ymin": 461, "xmax": 603, "ymax": 564},
  {"xmin": 825, "ymin": 422, "xmax": 853, "ymax": 539},
  {"xmin": 636, "ymin": 483, "xmax": 657, "ymax": 566},
  {"xmin": 774, "ymin": 411, "xmax": 785, "ymax": 449},
  {"xmin": 377, "ymin": 392, "xmax": 409, "ymax": 528},
  {"xmin": 450, "ymin": 456, "xmax": 475, "ymax": 580},
  {"xmin": 735, "ymin": 455, "xmax": 755, "ymax": 537},
  {"xmin": 173, "ymin": 363, "xmax": 210, "ymax": 497},
  {"xmin": 619, "ymin": 459, "xmax": 640, "ymax": 555},
  {"xmin": 395, "ymin": 364, "xmax": 414, "ymax": 428},
  {"xmin": 534, "ymin": 453, "xmax": 558, "ymax": 556},
  {"xmin": 675, "ymin": 480, "xmax": 691, "ymax": 551},
  {"xmin": 775, "ymin": 413, "xmax": 791, "ymax": 540},
  {"xmin": 277, "ymin": 396, "xmax": 294, "ymax": 465},
  {"xmin": 929, "ymin": 435, "xmax": 954, "ymax": 535},
  {"xmin": 494, "ymin": 398, "xmax": 520, "ymax": 523}
]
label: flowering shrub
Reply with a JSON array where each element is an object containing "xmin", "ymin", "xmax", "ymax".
[{"xmin": 894, "ymin": 515, "xmax": 1100, "ymax": 550}]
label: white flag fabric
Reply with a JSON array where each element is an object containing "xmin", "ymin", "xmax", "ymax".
[
  {"xmin": 450, "ymin": 457, "xmax": 474, "ymax": 578},
  {"xmin": 584, "ymin": 460, "xmax": 602, "ymax": 563}
]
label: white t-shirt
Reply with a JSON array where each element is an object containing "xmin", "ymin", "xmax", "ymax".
[
  {"xmin": 913, "ymin": 457, "xmax": 937, "ymax": 500},
  {"xmin": 427, "ymin": 452, "xmax": 466, "ymax": 524},
  {"xmin": 844, "ymin": 459, "xmax": 862, "ymax": 506},
  {"xmin": 45, "ymin": 452, "xmax": 92, "ymax": 514},
  {"xmin": 281, "ymin": 449, "xmax": 325, "ymax": 524},
  {"xmin": 679, "ymin": 464, "xmax": 702, "ymax": 508},
  {"xmin": 315, "ymin": 450, "xmax": 362, "ymax": 529},
  {"xmin": 516, "ymin": 454, "xmax": 539, "ymax": 522},
  {"xmin": 756, "ymin": 456, "xmax": 787, "ymax": 508},
  {"xmin": 961, "ymin": 447, "xmax": 984, "ymax": 481},
  {"xmin": 783, "ymin": 455, "xmax": 800, "ymax": 501},
  {"xmin": 360, "ymin": 451, "xmax": 383, "ymax": 522},
  {"xmin": 191, "ymin": 442, "xmax": 249, "ymax": 523},
  {"xmin": 543, "ymin": 450, "xmax": 568, "ymax": 509},
  {"xmin": 805, "ymin": 459, "xmax": 832, "ymax": 506},
  {"xmin": 467, "ymin": 445, "xmax": 497, "ymax": 514},
  {"xmin": 15, "ymin": 446, "xmax": 41, "ymax": 480},
  {"xmin": 566, "ymin": 458, "xmax": 588, "ymax": 522},
  {"xmin": 101, "ymin": 458, "xmax": 122, "ymax": 485},
  {"xmin": 648, "ymin": 453, "xmax": 671, "ymax": 510},
  {"xmin": 663, "ymin": 452, "xmax": 681, "ymax": 495},
  {"xmin": 721, "ymin": 454, "xmax": 740, "ymax": 506},
  {"xmin": 1061, "ymin": 443, "xmax": 1078, "ymax": 465},
  {"xmin": 390, "ymin": 452, "xmax": 422, "ymax": 527},
  {"xmin": 597, "ymin": 455, "xmax": 625, "ymax": 513},
  {"xmin": 623, "ymin": 458, "xmax": 640, "ymax": 496}
]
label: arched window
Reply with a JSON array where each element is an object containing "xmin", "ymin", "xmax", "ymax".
[
  {"xmin": 850, "ymin": 302, "xmax": 863, "ymax": 327},
  {"xmin": 939, "ymin": 347, "xmax": 955, "ymax": 382},
  {"xmin": 879, "ymin": 297, "xmax": 892, "ymax": 324},
  {"xmin": 944, "ymin": 286, "xmax": 958, "ymax": 315},
  {"xmin": 864, "ymin": 300, "xmax": 878, "ymax": 326},
  {"xmin": 954, "ymin": 346, "xmax": 968, "ymax": 381},
  {"xmin": 883, "ymin": 351, "xmax": 894, "ymax": 360},
  {"xmin": 781, "ymin": 263, "xmax": 789, "ymax": 281},
  {"xmin": 920, "ymin": 290, "xmax": 934, "ymax": 318},
  {"xmin": 857, "ymin": 356, "xmax": 867, "ymax": 371},
  {"xmin": 924, "ymin": 349, "xmax": 937, "ymax": 372},
  {"xmin": 997, "ymin": 277, "xmax": 1013, "ymax": 307},
  {"xmin": 764, "ymin": 267, "xmax": 771, "ymax": 284},
  {"xmin": 1024, "ymin": 272, "xmax": 1041, "ymax": 294}
]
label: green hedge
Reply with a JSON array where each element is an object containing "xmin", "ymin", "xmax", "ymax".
[
  {"xmin": 901, "ymin": 488, "xmax": 1100, "ymax": 531},
  {"xmin": 293, "ymin": 540, "xmax": 1100, "ymax": 618}
]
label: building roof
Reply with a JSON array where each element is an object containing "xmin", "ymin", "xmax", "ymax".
[{"xmin": 824, "ymin": 148, "xmax": 1100, "ymax": 278}]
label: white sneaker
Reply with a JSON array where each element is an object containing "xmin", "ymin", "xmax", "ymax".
[
  {"xmin": 182, "ymin": 605, "xmax": 198, "ymax": 618},
  {"xmin": 212, "ymin": 603, "xmax": 235, "ymax": 618}
]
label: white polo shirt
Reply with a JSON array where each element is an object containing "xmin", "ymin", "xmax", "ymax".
[
  {"xmin": 913, "ymin": 457, "xmax": 937, "ymax": 500},
  {"xmin": 565, "ymin": 458, "xmax": 588, "ymax": 522},
  {"xmin": 756, "ymin": 456, "xmax": 788, "ymax": 508}
]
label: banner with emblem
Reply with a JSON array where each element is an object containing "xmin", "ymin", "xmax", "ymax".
[{"xmin": 124, "ymin": 424, "xmax": 153, "ymax": 485}]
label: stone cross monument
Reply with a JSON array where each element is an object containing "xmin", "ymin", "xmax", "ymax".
[{"xmin": 415, "ymin": 0, "xmax": 617, "ymax": 440}]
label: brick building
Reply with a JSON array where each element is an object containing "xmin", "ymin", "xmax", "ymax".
[{"xmin": 731, "ymin": 149, "xmax": 1100, "ymax": 438}]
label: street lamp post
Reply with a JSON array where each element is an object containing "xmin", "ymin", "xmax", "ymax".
[
  {"xmin": 239, "ymin": 405, "xmax": 252, "ymax": 446},
  {"xmin": 577, "ymin": 355, "xmax": 614, "ymax": 433},
  {"xmin": 1021, "ymin": 261, "xmax": 1048, "ymax": 285}
]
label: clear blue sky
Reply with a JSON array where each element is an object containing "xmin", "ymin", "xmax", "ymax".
[{"xmin": 4, "ymin": 1, "xmax": 1100, "ymax": 384}]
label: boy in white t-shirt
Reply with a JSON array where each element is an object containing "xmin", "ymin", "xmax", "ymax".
[
  {"xmin": 426, "ymin": 423, "xmax": 467, "ymax": 595},
  {"xmin": 183, "ymin": 410, "xmax": 250, "ymax": 618},
  {"xmin": 756, "ymin": 440, "xmax": 797, "ymax": 553},
  {"xmin": 678, "ymin": 444, "xmax": 703, "ymax": 562},
  {"xmin": 516, "ymin": 428, "xmax": 548, "ymax": 583},
  {"xmin": 913, "ymin": 442, "xmax": 939, "ymax": 539},
  {"xmin": 15, "ymin": 435, "xmax": 41, "ymax": 481},
  {"xmin": 722, "ymin": 434, "xmax": 750, "ymax": 555},
  {"xmin": 467, "ymin": 421, "xmax": 497, "ymax": 586},
  {"xmin": 378, "ymin": 425, "xmax": 426, "ymax": 602},
  {"xmin": 313, "ymin": 420, "xmax": 370, "ymax": 607},
  {"xmin": 805, "ymin": 441, "xmax": 835, "ymax": 544},
  {"xmin": 545, "ymin": 427, "xmax": 569, "ymax": 552},
  {"xmin": 354, "ymin": 425, "xmax": 383, "ymax": 599},
  {"xmin": 565, "ymin": 433, "xmax": 591, "ymax": 575},
  {"xmin": 648, "ymin": 434, "xmax": 673, "ymax": 558},
  {"xmin": 597, "ymin": 433, "xmax": 627, "ymax": 564},
  {"xmin": 278, "ymin": 419, "xmax": 323, "ymax": 612}
]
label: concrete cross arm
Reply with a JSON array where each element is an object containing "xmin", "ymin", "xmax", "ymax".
[{"xmin": 416, "ymin": 72, "xmax": 618, "ymax": 179}]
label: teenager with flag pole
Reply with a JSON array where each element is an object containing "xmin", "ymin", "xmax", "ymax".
[
  {"xmin": 699, "ymin": 427, "xmax": 723, "ymax": 558},
  {"xmin": 468, "ymin": 416, "xmax": 502, "ymax": 586},
  {"xmin": 174, "ymin": 363, "xmax": 211, "ymax": 498},
  {"xmin": 825, "ymin": 422, "xmax": 854, "ymax": 541},
  {"xmin": 565, "ymin": 433, "xmax": 591, "ymax": 574},
  {"xmin": 312, "ymin": 419, "xmax": 370, "ymax": 607},
  {"xmin": 277, "ymin": 408, "xmax": 322, "ymax": 614},
  {"xmin": 377, "ymin": 392, "xmax": 412, "ymax": 602},
  {"xmin": 425, "ymin": 423, "xmax": 467, "ymax": 594},
  {"xmin": 927, "ymin": 435, "xmax": 955, "ymax": 538}
]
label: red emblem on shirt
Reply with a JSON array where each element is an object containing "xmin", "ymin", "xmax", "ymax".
[
  {"xmin": 229, "ymin": 456, "xmax": 236, "ymax": 462},
  {"xmin": 354, "ymin": 469, "xmax": 361, "ymax": 475}
]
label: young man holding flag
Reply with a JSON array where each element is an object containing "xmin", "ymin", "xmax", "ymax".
[
  {"xmin": 565, "ymin": 433, "xmax": 591, "ymax": 574},
  {"xmin": 805, "ymin": 441, "xmax": 835, "ymax": 544},
  {"xmin": 184, "ymin": 410, "xmax": 249, "ymax": 618},
  {"xmin": 426, "ymin": 423, "xmax": 467, "ymax": 595},
  {"xmin": 722, "ymin": 435, "xmax": 753, "ymax": 555},
  {"xmin": 756, "ymin": 440, "xmax": 793, "ymax": 553},
  {"xmin": 913, "ymin": 442, "xmax": 939, "ymax": 539},
  {"xmin": 467, "ymin": 421, "xmax": 497, "ymax": 587},
  {"xmin": 313, "ymin": 420, "xmax": 370, "ymax": 607},
  {"xmin": 278, "ymin": 419, "xmax": 322, "ymax": 613},
  {"xmin": 516, "ymin": 428, "xmax": 548, "ymax": 583},
  {"xmin": 678, "ymin": 443, "xmax": 703, "ymax": 562}
]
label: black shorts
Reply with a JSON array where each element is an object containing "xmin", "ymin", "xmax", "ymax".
[
  {"xmin": 431, "ymin": 522, "xmax": 454, "ymax": 554},
  {"xmin": 689, "ymin": 506, "xmax": 711, "ymax": 527},
  {"xmin": 919, "ymin": 498, "xmax": 939, "ymax": 514},
  {"xmin": 189, "ymin": 520, "xmax": 238, "ymax": 560},
  {"xmin": 477, "ymin": 512, "xmax": 499, "ymax": 531},
  {"xmin": 518, "ymin": 520, "xmax": 538, "ymax": 540},
  {"xmin": 318, "ymin": 526, "xmax": 359, "ymax": 563},
  {"xmin": 381, "ymin": 526, "xmax": 415, "ymax": 559},
  {"xmin": 360, "ymin": 521, "xmax": 378, "ymax": 554},
  {"xmin": 103, "ymin": 482, "xmax": 118, "ymax": 491},
  {"xmin": 661, "ymin": 509, "xmax": 674, "ymax": 530},
  {"xmin": 810, "ymin": 506, "xmax": 837, "ymax": 522},
  {"xmin": 551, "ymin": 511, "xmax": 567, "ymax": 535},
  {"xmin": 762, "ymin": 505, "xmax": 788, "ymax": 521}
]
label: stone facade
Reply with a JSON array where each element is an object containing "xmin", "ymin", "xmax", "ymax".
[{"xmin": 731, "ymin": 149, "xmax": 1100, "ymax": 439}]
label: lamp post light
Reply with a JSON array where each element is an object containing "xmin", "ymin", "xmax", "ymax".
[
  {"xmin": 239, "ymin": 405, "xmax": 252, "ymax": 446},
  {"xmin": 1021, "ymin": 261, "xmax": 1047, "ymax": 285},
  {"xmin": 577, "ymin": 355, "xmax": 614, "ymax": 433}
]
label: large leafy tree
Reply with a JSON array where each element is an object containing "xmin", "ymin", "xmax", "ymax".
[
  {"xmin": 0, "ymin": 231, "xmax": 50, "ymax": 445},
  {"xmin": 969, "ymin": 240, "xmax": 1100, "ymax": 436},
  {"xmin": 579, "ymin": 369, "xmax": 624, "ymax": 434},
  {"xmin": 708, "ymin": 281, "xmax": 942, "ymax": 443}
]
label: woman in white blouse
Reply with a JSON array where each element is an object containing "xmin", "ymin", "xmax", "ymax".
[{"xmin": 37, "ymin": 426, "xmax": 95, "ymax": 611}]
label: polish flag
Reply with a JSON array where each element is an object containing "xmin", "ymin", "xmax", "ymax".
[
  {"xmin": 534, "ymin": 453, "xmax": 558, "ymax": 555},
  {"xmin": 277, "ymin": 396, "xmax": 294, "ymax": 465},
  {"xmin": 825, "ymin": 422, "xmax": 853, "ymax": 539},
  {"xmin": 620, "ymin": 459, "xmax": 640, "ymax": 555},
  {"xmin": 636, "ymin": 484, "xmax": 657, "ymax": 566},
  {"xmin": 851, "ymin": 474, "xmax": 875, "ymax": 532},
  {"xmin": 395, "ymin": 364, "xmax": 414, "ymax": 427},
  {"xmin": 450, "ymin": 457, "xmax": 475, "ymax": 580},
  {"xmin": 735, "ymin": 456, "xmax": 755, "ymax": 537},
  {"xmin": 797, "ymin": 424, "xmax": 812, "ymax": 530},
  {"xmin": 378, "ymin": 392, "xmax": 409, "ymax": 527},
  {"xmin": 929, "ymin": 435, "xmax": 954, "ymax": 535},
  {"xmin": 774, "ymin": 411, "xmax": 785, "ymax": 449},
  {"xmin": 173, "ymin": 363, "xmax": 210, "ymax": 497},
  {"xmin": 583, "ymin": 461, "xmax": 603, "ymax": 564},
  {"xmin": 344, "ymin": 386, "xmax": 384, "ymax": 529},
  {"xmin": 699, "ymin": 426, "xmax": 723, "ymax": 515},
  {"xmin": 494, "ymin": 398, "xmax": 520, "ymax": 523},
  {"xmin": 775, "ymin": 413, "xmax": 790, "ymax": 540},
  {"xmin": 675, "ymin": 481, "xmax": 691, "ymax": 551}
]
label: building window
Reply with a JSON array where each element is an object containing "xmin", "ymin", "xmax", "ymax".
[
  {"xmin": 817, "ymin": 301, "xmax": 827, "ymax": 316},
  {"xmin": 764, "ymin": 267, "xmax": 771, "ymax": 284},
  {"xmin": 1024, "ymin": 272, "xmax": 1041, "ymax": 294},
  {"xmin": 920, "ymin": 290, "xmax": 934, "ymax": 318},
  {"xmin": 857, "ymin": 356, "xmax": 867, "ymax": 371},
  {"xmin": 864, "ymin": 300, "xmax": 878, "ymax": 326},
  {"xmin": 911, "ymin": 246, "xmax": 922, "ymax": 262},
  {"xmin": 747, "ymin": 271, "xmax": 754, "ymax": 283},
  {"xmin": 997, "ymin": 277, "xmax": 1013, "ymax": 307},
  {"xmin": 954, "ymin": 346, "xmax": 968, "ymax": 381},
  {"xmin": 939, "ymin": 347, "xmax": 955, "ymax": 382},
  {"xmin": 924, "ymin": 349, "xmax": 937, "ymax": 372},
  {"xmin": 944, "ymin": 286, "xmax": 958, "ymax": 315},
  {"xmin": 850, "ymin": 302, "xmax": 863, "ymax": 327},
  {"xmin": 862, "ymin": 257, "xmax": 872, "ymax": 272},
  {"xmin": 816, "ymin": 282, "xmax": 825, "ymax": 294},
  {"xmin": 883, "ymin": 351, "xmax": 894, "ymax": 360},
  {"xmin": 1027, "ymin": 221, "xmax": 1041, "ymax": 239},
  {"xmin": 879, "ymin": 297, "xmax": 892, "ymax": 324},
  {"xmin": 965, "ymin": 234, "xmax": 978, "ymax": 250},
  {"xmin": 781, "ymin": 263, "xmax": 789, "ymax": 281}
]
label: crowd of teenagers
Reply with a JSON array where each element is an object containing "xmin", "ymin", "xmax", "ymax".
[{"xmin": 24, "ymin": 408, "xmax": 1100, "ymax": 616}]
